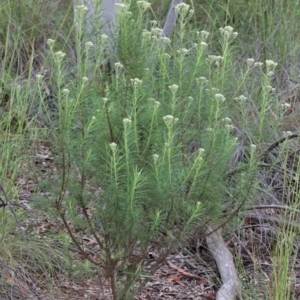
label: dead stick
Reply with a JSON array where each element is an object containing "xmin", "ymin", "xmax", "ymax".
[{"xmin": 206, "ymin": 227, "xmax": 240, "ymax": 300}]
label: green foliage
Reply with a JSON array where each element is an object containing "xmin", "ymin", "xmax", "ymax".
[
  {"xmin": 43, "ymin": 3, "xmax": 278, "ymax": 299},
  {"xmin": 1, "ymin": 0, "xmax": 300, "ymax": 299}
]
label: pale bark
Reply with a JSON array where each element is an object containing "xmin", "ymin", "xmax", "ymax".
[
  {"xmin": 206, "ymin": 227, "xmax": 240, "ymax": 300},
  {"xmin": 73, "ymin": 0, "xmax": 183, "ymax": 68},
  {"xmin": 162, "ymin": 0, "xmax": 183, "ymax": 38},
  {"xmin": 73, "ymin": 0, "xmax": 121, "ymax": 65}
]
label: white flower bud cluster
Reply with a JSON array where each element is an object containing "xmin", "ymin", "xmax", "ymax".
[
  {"xmin": 177, "ymin": 48, "xmax": 189, "ymax": 55},
  {"xmin": 219, "ymin": 26, "xmax": 238, "ymax": 40},
  {"xmin": 109, "ymin": 142, "xmax": 117, "ymax": 153},
  {"xmin": 85, "ymin": 41, "xmax": 93, "ymax": 49},
  {"xmin": 207, "ymin": 55, "xmax": 224, "ymax": 66},
  {"xmin": 55, "ymin": 51, "xmax": 66, "ymax": 59},
  {"xmin": 153, "ymin": 154, "xmax": 159, "ymax": 163},
  {"xmin": 123, "ymin": 118, "xmax": 132, "ymax": 127},
  {"xmin": 130, "ymin": 78, "xmax": 142, "ymax": 86},
  {"xmin": 149, "ymin": 98, "xmax": 161, "ymax": 110},
  {"xmin": 214, "ymin": 93, "xmax": 226, "ymax": 102},
  {"xmin": 47, "ymin": 39, "xmax": 55, "ymax": 48},
  {"xmin": 175, "ymin": 3, "xmax": 190, "ymax": 16},
  {"xmin": 163, "ymin": 115, "xmax": 179, "ymax": 127},
  {"xmin": 75, "ymin": 5, "xmax": 88, "ymax": 13},
  {"xmin": 115, "ymin": 3, "xmax": 129, "ymax": 11},
  {"xmin": 283, "ymin": 131, "xmax": 293, "ymax": 137},
  {"xmin": 100, "ymin": 34, "xmax": 108, "ymax": 44},
  {"xmin": 136, "ymin": 1, "xmax": 151, "ymax": 12},
  {"xmin": 200, "ymin": 30, "xmax": 210, "ymax": 41},
  {"xmin": 234, "ymin": 95, "xmax": 247, "ymax": 101},
  {"xmin": 114, "ymin": 62, "xmax": 124, "ymax": 72},
  {"xmin": 169, "ymin": 84, "xmax": 179, "ymax": 94},
  {"xmin": 175, "ymin": 3, "xmax": 194, "ymax": 21},
  {"xmin": 246, "ymin": 58, "xmax": 255, "ymax": 67}
]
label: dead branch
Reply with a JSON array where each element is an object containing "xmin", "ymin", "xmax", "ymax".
[
  {"xmin": 261, "ymin": 132, "xmax": 299, "ymax": 156},
  {"xmin": 245, "ymin": 204, "xmax": 300, "ymax": 214},
  {"xmin": 243, "ymin": 212, "xmax": 300, "ymax": 230},
  {"xmin": 206, "ymin": 227, "xmax": 240, "ymax": 300}
]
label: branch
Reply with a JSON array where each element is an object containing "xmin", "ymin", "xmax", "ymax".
[
  {"xmin": 245, "ymin": 204, "xmax": 300, "ymax": 214},
  {"xmin": 73, "ymin": 0, "xmax": 121, "ymax": 66},
  {"xmin": 161, "ymin": 0, "xmax": 183, "ymax": 38},
  {"xmin": 206, "ymin": 227, "xmax": 240, "ymax": 300},
  {"xmin": 99, "ymin": 0, "xmax": 121, "ymax": 63},
  {"xmin": 243, "ymin": 212, "xmax": 300, "ymax": 231},
  {"xmin": 261, "ymin": 132, "xmax": 299, "ymax": 156},
  {"xmin": 56, "ymin": 201, "xmax": 101, "ymax": 266}
]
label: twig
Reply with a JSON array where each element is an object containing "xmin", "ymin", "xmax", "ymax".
[
  {"xmin": 227, "ymin": 132, "xmax": 299, "ymax": 177},
  {"xmin": 242, "ymin": 212, "xmax": 300, "ymax": 230},
  {"xmin": 167, "ymin": 260, "xmax": 205, "ymax": 280},
  {"xmin": 261, "ymin": 132, "xmax": 299, "ymax": 156},
  {"xmin": 0, "ymin": 195, "xmax": 7, "ymax": 208},
  {"xmin": 244, "ymin": 204, "xmax": 300, "ymax": 214}
]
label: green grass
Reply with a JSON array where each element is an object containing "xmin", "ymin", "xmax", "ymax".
[{"xmin": 1, "ymin": 0, "xmax": 300, "ymax": 299}]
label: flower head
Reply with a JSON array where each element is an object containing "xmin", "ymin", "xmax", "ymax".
[
  {"xmin": 214, "ymin": 93, "xmax": 226, "ymax": 102},
  {"xmin": 123, "ymin": 118, "xmax": 132, "ymax": 127},
  {"xmin": 281, "ymin": 103, "xmax": 291, "ymax": 110},
  {"xmin": 85, "ymin": 41, "xmax": 94, "ymax": 49},
  {"xmin": 62, "ymin": 88, "xmax": 70, "ymax": 95},
  {"xmin": 153, "ymin": 154, "xmax": 159, "ymax": 163},
  {"xmin": 283, "ymin": 131, "xmax": 293, "ymax": 137},
  {"xmin": 149, "ymin": 98, "xmax": 161, "ymax": 110},
  {"xmin": 175, "ymin": 3, "xmax": 190, "ymax": 18},
  {"xmin": 160, "ymin": 36, "xmax": 171, "ymax": 45},
  {"xmin": 200, "ymin": 30, "xmax": 210, "ymax": 41},
  {"xmin": 47, "ymin": 39, "xmax": 55, "ymax": 49},
  {"xmin": 235, "ymin": 95, "xmax": 247, "ymax": 101},
  {"xmin": 130, "ymin": 78, "xmax": 142, "ymax": 86},
  {"xmin": 101, "ymin": 34, "xmax": 108, "ymax": 44},
  {"xmin": 151, "ymin": 27, "xmax": 163, "ymax": 37},
  {"xmin": 247, "ymin": 58, "xmax": 255, "ymax": 67},
  {"xmin": 219, "ymin": 26, "xmax": 238, "ymax": 40},
  {"xmin": 75, "ymin": 5, "xmax": 88, "ymax": 13},
  {"xmin": 115, "ymin": 3, "xmax": 129, "ymax": 12},
  {"xmin": 114, "ymin": 62, "xmax": 124, "ymax": 72},
  {"xmin": 137, "ymin": 1, "xmax": 151, "ymax": 12},
  {"xmin": 200, "ymin": 42, "xmax": 208, "ymax": 48},
  {"xmin": 207, "ymin": 55, "xmax": 224, "ymax": 66},
  {"xmin": 55, "ymin": 51, "xmax": 66, "ymax": 59},
  {"xmin": 177, "ymin": 48, "xmax": 189, "ymax": 56},
  {"xmin": 225, "ymin": 124, "xmax": 234, "ymax": 131},
  {"xmin": 254, "ymin": 62, "xmax": 264, "ymax": 68},
  {"xmin": 222, "ymin": 117, "xmax": 232, "ymax": 123},
  {"xmin": 169, "ymin": 84, "xmax": 179, "ymax": 94},
  {"xmin": 150, "ymin": 20, "xmax": 157, "ymax": 27},
  {"xmin": 163, "ymin": 115, "xmax": 179, "ymax": 127},
  {"xmin": 36, "ymin": 74, "xmax": 43, "ymax": 80},
  {"xmin": 265, "ymin": 60, "xmax": 278, "ymax": 69},
  {"xmin": 109, "ymin": 142, "xmax": 117, "ymax": 153}
]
